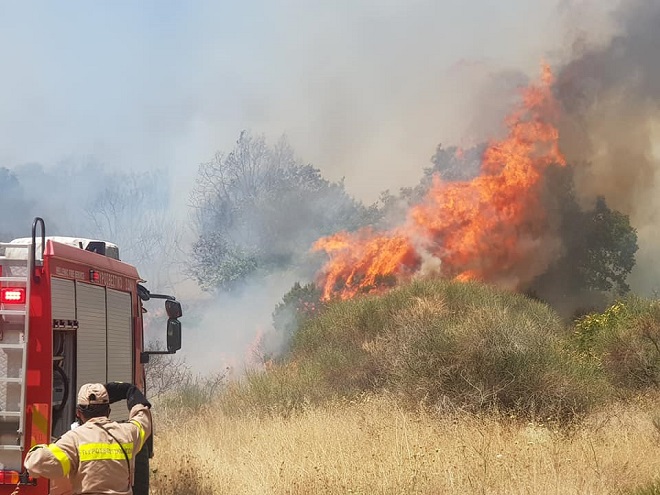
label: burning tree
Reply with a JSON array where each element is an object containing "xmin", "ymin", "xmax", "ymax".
[
  {"xmin": 313, "ymin": 65, "xmax": 566, "ymax": 299},
  {"xmin": 312, "ymin": 65, "xmax": 638, "ymax": 305}
]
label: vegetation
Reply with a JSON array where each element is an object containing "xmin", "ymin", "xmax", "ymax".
[
  {"xmin": 0, "ymin": 167, "xmax": 36, "ymax": 240},
  {"xmin": 0, "ymin": 162, "xmax": 180, "ymax": 291},
  {"xmin": 266, "ymin": 279, "xmax": 610, "ymax": 421},
  {"xmin": 189, "ymin": 131, "xmax": 378, "ymax": 291},
  {"xmin": 149, "ymin": 279, "xmax": 660, "ymax": 493},
  {"xmin": 573, "ymin": 297, "xmax": 660, "ymax": 390},
  {"xmin": 150, "ymin": 393, "xmax": 660, "ymax": 495},
  {"xmin": 528, "ymin": 165, "xmax": 638, "ymax": 310}
]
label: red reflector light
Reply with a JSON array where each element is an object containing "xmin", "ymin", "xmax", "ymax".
[
  {"xmin": 0, "ymin": 288, "xmax": 26, "ymax": 305},
  {"xmin": 0, "ymin": 470, "xmax": 20, "ymax": 484},
  {"xmin": 90, "ymin": 270, "xmax": 100, "ymax": 282}
]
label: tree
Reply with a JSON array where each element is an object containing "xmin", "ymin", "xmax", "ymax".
[
  {"xmin": 10, "ymin": 161, "xmax": 183, "ymax": 292},
  {"xmin": 82, "ymin": 169, "xmax": 183, "ymax": 291},
  {"xmin": 528, "ymin": 165, "xmax": 638, "ymax": 311},
  {"xmin": 190, "ymin": 131, "xmax": 377, "ymax": 291},
  {"xmin": 0, "ymin": 167, "xmax": 35, "ymax": 240},
  {"xmin": 374, "ymin": 144, "xmax": 485, "ymax": 225},
  {"xmin": 371, "ymin": 147, "xmax": 638, "ymax": 313},
  {"xmin": 575, "ymin": 196, "xmax": 637, "ymax": 294}
]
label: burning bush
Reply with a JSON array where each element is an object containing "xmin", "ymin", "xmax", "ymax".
[
  {"xmin": 311, "ymin": 66, "xmax": 638, "ymax": 315},
  {"xmin": 272, "ymin": 282, "xmax": 326, "ymax": 339},
  {"xmin": 312, "ymin": 66, "xmax": 567, "ymax": 301}
]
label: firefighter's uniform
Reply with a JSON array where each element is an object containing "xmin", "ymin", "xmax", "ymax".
[{"xmin": 24, "ymin": 383, "xmax": 151, "ymax": 495}]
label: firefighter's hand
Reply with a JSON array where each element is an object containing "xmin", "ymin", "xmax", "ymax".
[
  {"xmin": 126, "ymin": 386, "xmax": 152, "ymax": 410},
  {"xmin": 105, "ymin": 382, "xmax": 133, "ymax": 403}
]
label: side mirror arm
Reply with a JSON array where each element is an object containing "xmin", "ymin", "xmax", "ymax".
[{"xmin": 140, "ymin": 350, "xmax": 176, "ymax": 363}]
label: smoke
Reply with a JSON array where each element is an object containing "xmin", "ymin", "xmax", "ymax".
[
  {"xmin": 555, "ymin": 0, "xmax": 660, "ymax": 294},
  {"xmin": 182, "ymin": 0, "xmax": 568, "ymax": 203},
  {"xmin": 3, "ymin": 0, "xmax": 653, "ymax": 373},
  {"xmin": 174, "ymin": 270, "xmax": 302, "ymax": 374}
]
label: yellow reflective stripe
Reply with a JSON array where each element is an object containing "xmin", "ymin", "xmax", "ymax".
[
  {"xmin": 30, "ymin": 404, "xmax": 49, "ymax": 448},
  {"xmin": 47, "ymin": 444, "xmax": 71, "ymax": 477},
  {"xmin": 79, "ymin": 443, "xmax": 134, "ymax": 462},
  {"xmin": 130, "ymin": 420, "xmax": 146, "ymax": 449}
]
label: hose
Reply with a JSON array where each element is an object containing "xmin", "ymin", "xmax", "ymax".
[{"xmin": 52, "ymin": 365, "xmax": 69, "ymax": 414}]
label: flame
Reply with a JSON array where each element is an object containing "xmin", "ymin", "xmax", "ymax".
[{"xmin": 313, "ymin": 64, "xmax": 566, "ymax": 300}]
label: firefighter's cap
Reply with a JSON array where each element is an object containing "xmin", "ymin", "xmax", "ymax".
[{"xmin": 77, "ymin": 383, "xmax": 109, "ymax": 406}]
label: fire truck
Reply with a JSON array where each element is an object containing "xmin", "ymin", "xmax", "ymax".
[{"xmin": 0, "ymin": 218, "xmax": 182, "ymax": 494}]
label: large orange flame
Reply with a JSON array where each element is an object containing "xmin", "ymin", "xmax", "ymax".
[{"xmin": 313, "ymin": 65, "xmax": 566, "ymax": 300}]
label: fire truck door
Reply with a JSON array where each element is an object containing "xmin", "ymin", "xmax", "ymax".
[
  {"xmin": 76, "ymin": 283, "xmax": 106, "ymax": 386},
  {"xmin": 106, "ymin": 288, "xmax": 132, "ymax": 420}
]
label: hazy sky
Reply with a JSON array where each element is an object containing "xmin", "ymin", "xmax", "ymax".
[{"xmin": 0, "ymin": 0, "xmax": 594, "ymax": 205}]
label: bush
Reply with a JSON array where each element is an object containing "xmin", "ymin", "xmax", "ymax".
[
  {"xmin": 287, "ymin": 279, "xmax": 607, "ymax": 421},
  {"xmin": 573, "ymin": 297, "xmax": 660, "ymax": 390},
  {"xmin": 219, "ymin": 362, "xmax": 327, "ymax": 418},
  {"xmin": 377, "ymin": 281, "xmax": 606, "ymax": 420},
  {"xmin": 157, "ymin": 370, "xmax": 228, "ymax": 413},
  {"xmin": 272, "ymin": 282, "xmax": 325, "ymax": 340}
]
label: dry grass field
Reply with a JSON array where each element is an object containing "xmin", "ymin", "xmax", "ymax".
[{"xmin": 150, "ymin": 393, "xmax": 660, "ymax": 495}]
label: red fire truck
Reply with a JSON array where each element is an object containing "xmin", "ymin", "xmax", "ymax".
[{"xmin": 0, "ymin": 218, "xmax": 182, "ymax": 494}]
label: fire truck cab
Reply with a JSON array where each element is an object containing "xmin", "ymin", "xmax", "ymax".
[{"xmin": 0, "ymin": 218, "xmax": 182, "ymax": 494}]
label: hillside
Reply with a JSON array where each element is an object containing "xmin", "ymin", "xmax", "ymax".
[{"xmin": 150, "ymin": 280, "xmax": 660, "ymax": 494}]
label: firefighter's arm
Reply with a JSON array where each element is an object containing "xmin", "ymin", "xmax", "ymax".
[
  {"xmin": 127, "ymin": 386, "xmax": 152, "ymax": 450},
  {"xmin": 128, "ymin": 404, "xmax": 152, "ymax": 451},
  {"xmin": 108, "ymin": 382, "xmax": 152, "ymax": 449},
  {"xmin": 24, "ymin": 434, "xmax": 78, "ymax": 479}
]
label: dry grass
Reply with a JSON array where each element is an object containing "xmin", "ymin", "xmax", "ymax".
[{"xmin": 150, "ymin": 393, "xmax": 660, "ymax": 494}]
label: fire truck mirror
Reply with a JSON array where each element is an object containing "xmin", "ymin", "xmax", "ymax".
[
  {"xmin": 166, "ymin": 318, "xmax": 182, "ymax": 352},
  {"xmin": 165, "ymin": 300, "xmax": 182, "ymax": 319}
]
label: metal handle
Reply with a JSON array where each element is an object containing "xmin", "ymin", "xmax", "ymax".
[{"xmin": 30, "ymin": 217, "xmax": 46, "ymax": 283}]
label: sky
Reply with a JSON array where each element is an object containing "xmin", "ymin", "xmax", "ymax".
[{"xmin": 0, "ymin": 0, "xmax": 591, "ymax": 204}]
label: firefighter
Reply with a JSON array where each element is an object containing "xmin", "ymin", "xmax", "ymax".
[{"xmin": 23, "ymin": 382, "xmax": 152, "ymax": 495}]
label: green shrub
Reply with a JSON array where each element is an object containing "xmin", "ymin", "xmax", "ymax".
[
  {"xmin": 376, "ymin": 281, "xmax": 607, "ymax": 419},
  {"xmin": 573, "ymin": 297, "xmax": 660, "ymax": 390},
  {"xmin": 217, "ymin": 278, "xmax": 620, "ymax": 421},
  {"xmin": 272, "ymin": 282, "xmax": 325, "ymax": 339},
  {"xmin": 288, "ymin": 279, "xmax": 607, "ymax": 420}
]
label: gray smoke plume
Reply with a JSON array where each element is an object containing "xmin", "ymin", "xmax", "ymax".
[{"xmin": 556, "ymin": 0, "xmax": 660, "ymax": 294}]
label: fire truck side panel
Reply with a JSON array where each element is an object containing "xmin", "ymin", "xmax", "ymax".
[
  {"xmin": 75, "ymin": 283, "xmax": 107, "ymax": 387},
  {"xmin": 50, "ymin": 279, "xmax": 75, "ymax": 321},
  {"xmin": 106, "ymin": 288, "xmax": 133, "ymax": 421},
  {"xmin": 42, "ymin": 242, "xmax": 144, "ymax": 395},
  {"xmin": 106, "ymin": 289, "xmax": 133, "ymax": 383}
]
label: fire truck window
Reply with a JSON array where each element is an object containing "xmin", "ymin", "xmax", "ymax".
[
  {"xmin": 106, "ymin": 245, "xmax": 120, "ymax": 260},
  {"xmin": 85, "ymin": 242, "xmax": 106, "ymax": 256}
]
